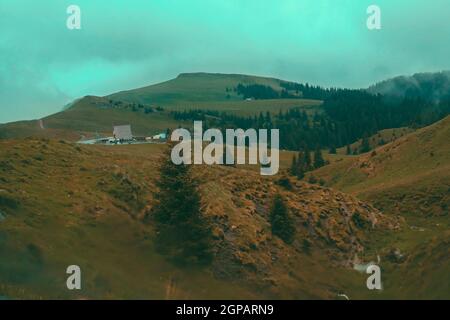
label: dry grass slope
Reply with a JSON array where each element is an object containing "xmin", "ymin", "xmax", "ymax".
[
  {"xmin": 307, "ymin": 116, "xmax": 450, "ymax": 299},
  {"xmin": 0, "ymin": 139, "xmax": 400, "ymax": 299},
  {"xmin": 312, "ymin": 116, "xmax": 450, "ymax": 217}
]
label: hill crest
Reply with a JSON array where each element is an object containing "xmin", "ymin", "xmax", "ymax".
[
  {"xmin": 106, "ymin": 72, "xmax": 291, "ymax": 105},
  {"xmin": 311, "ymin": 115, "xmax": 450, "ymax": 216}
]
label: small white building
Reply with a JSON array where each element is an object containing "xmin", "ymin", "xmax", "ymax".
[{"xmin": 113, "ymin": 125, "xmax": 133, "ymax": 140}]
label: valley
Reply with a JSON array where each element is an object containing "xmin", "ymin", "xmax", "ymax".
[{"xmin": 0, "ymin": 72, "xmax": 448, "ymax": 300}]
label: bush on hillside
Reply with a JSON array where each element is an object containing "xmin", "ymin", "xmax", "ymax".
[{"xmin": 270, "ymin": 193, "xmax": 295, "ymax": 244}]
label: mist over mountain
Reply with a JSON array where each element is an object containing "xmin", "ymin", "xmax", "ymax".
[{"xmin": 367, "ymin": 71, "xmax": 450, "ymax": 103}]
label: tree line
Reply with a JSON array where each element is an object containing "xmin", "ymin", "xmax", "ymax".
[
  {"xmin": 171, "ymin": 90, "xmax": 450, "ymax": 153},
  {"xmin": 290, "ymin": 147, "xmax": 326, "ymax": 179},
  {"xmin": 235, "ymin": 82, "xmax": 337, "ymax": 100}
]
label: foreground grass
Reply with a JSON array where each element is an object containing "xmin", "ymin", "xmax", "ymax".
[{"xmin": 0, "ymin": 136, "xmax": 447, "ymax": 299}]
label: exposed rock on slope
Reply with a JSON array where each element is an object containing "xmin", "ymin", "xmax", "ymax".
[{"xmin": 194, "ymin": 168, "xmax": 400, "ymax": 297}]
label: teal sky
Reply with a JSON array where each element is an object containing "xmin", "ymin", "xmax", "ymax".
[{"xmin": 1, "ymin": 0, "xmax": 449, "ymax": 123}]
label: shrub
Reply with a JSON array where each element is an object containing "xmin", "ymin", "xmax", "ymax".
[
  {"xmin": 276, "ymin": 176, "xmax": 292, "ymax": 190},
  {"xmin": 308, "ymin": 175, "xmax": 318, "ymax": 184},
  {"xmin": 270, "ymin": 194, "xmax": 295, "ymax": 244},
  {"xmin": 0, "ymin": 193, "xmax": 19, "ymax": 209},
  {"xmin": 352, "ymin": 212, "xmax": 370, "ymax": 229},
  {"xmin": 302, "ymin": 239, "xmax": 312, "ymax": 254}
]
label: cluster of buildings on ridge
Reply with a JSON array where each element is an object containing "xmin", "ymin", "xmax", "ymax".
[{"xmin": 78, "ymin": 125, "xmax": 168, "ymax": 145}]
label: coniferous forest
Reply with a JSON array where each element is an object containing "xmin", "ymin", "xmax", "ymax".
[{"xmin": 171, "ymin": 87, "xmax": 450, "ymax": 152}]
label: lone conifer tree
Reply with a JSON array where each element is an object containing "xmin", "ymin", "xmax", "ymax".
[
  {"xmin": 152, "ymin": 147, "xmax": 213, "ymax": 265},
  {"xmin": 270, "ymin": 193, "xmax": 295, "ymax": 244}
]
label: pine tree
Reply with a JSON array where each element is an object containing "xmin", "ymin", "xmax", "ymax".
[
  {"xmin": 346, "ymin": 144, "xmax": 351, "ymax": 155},
  {"xmin": 270, "ymin": 194, "xmax": 295, "ymax": 244},
  {"xmin": 303, "ymin": 147, "xmax": 312, "ymax": 171},
  {"xmin": 152, "ymin": 147, "xmax": 213, "ymax": 265},
  {"xmin": 290, "ymin": 154, "xmax": 298, "ymax": 176},
  {"xmin": 296, "ymin": 152, "xmax": 305, "ymax": 179},
  {"xmin": 360, "ymin": 135, "xmax": 371, "ymax": 153},
  {"xmin": 313, "ymin": 148, "xmax": 325, "ymax": 169}
]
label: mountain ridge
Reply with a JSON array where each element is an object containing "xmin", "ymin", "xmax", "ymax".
[{"xmin": 368, "ymin": 70, "xmax": 450, "ymax": 102}]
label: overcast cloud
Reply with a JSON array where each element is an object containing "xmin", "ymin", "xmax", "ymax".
[{"xmin": 1, "ymin": 0, "xmax": 449, "ymax": 123}]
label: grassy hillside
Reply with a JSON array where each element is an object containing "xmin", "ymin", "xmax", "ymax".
[
  {"xmin": 0, "ymin": 140, "xmax": 254, "ymax": 299},
  {"xmin": 43, "ymin": 96, "xmax": 184, "ymax": 137},
  {"xmin": 163, "ymin": 98, "xmax": 321, "ymax": 116},
  {"xmin": 362, "ymin": 224, "xmax": 449, "ymax": 299},
  {"xmin": 109, "ymin": 72, "xmax": 295, "ymax": 104},
  {"xmin": 0, "ymin": 133, "xmax": 447, "ymax": 299},
  {"xmin": 0, "ymin": 138, "xmax": 407, "ymax": 299},
  {"xmin": 0, "ymin": 73, "xmax": 321, "ymax": 140},
  {"xmin": 0, "ymin": 96, "xmax": 186, "ymax": 141},
  {"xmin": 336, "ymin": 127, "xmax": 415, "ymax": 155},
  {"xmin": 0, "ymin": 120, "xmax": 80, "ymax": 141},
  {"xmin": 0, "ymin": 72, "xmax": 447, "ymax": 300},
  {"xmin": 304, "ymin": 117, "xmax": 450, "ymax": 299},
  {"xmin": 107, "ymin": 72, "xmax": 322, "ymax": 117},
  {"xmin": 311, "ymin": 116, "xmax": 450, "ymax": 217}
]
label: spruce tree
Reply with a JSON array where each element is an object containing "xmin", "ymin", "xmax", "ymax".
[
  {"xmin": 296, "ymin": 152, "xmax": 305, "ymax": 179},
  {"xmin": 290, "ymin": 154, "xmax": 298, "ymax": 176},
  {"xmin": 303, "ymin": 147, "xmax": 312, "ymax": 171},
  {"xmin": 360, "ymin": 135, "xmax": 371, "ymax": 153},
  {"xmin": 269, "ymin": 193, "xmax": 295, "ymax": 244},
  {"xmin": 290, "ymin": 152, "xmax": 305, "ymax": 179},
  {"xmin": 313, "ymin": 148, "xmax": 325, "ymax": 169},
  {"xmin": 152, "ymin": 147, "xmax": 213, "ymax": 265}
]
